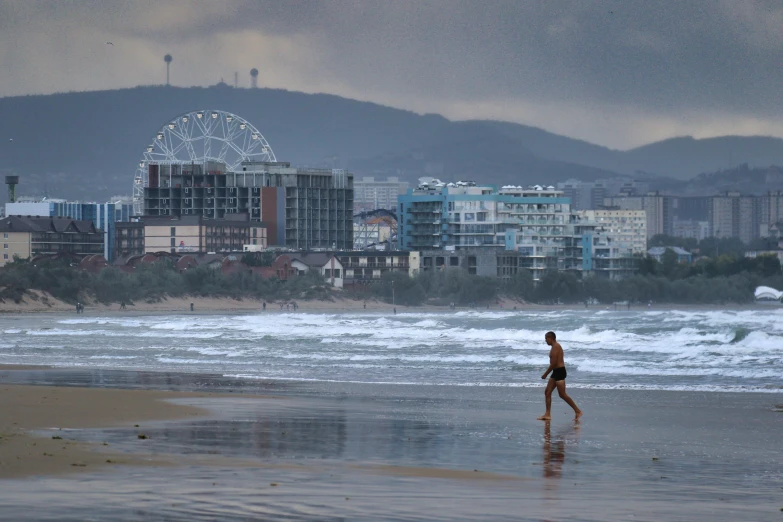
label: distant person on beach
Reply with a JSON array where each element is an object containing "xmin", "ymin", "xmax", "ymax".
[
  {"xmin": 120, "ymin": 300, "xmax": 126, "ymax": 310},
  {"xmin": 262, "ymin": 301, "xmax": 266, "ymax": 311},
  {"xmin": 538, "ymin": 331, "xmax": 582, "ymax": 421},
  {"xmin": 190, "ymin": 303, "xmax": 194, "ymax": 312}
]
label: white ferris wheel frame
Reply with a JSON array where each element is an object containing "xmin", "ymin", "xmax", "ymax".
[{"xmin": 132, "ymin": 110, "xmax": 277, "ymax": 215}]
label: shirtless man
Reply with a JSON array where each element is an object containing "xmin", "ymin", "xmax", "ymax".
[{"xmin": 538, "ymin": 331, "xmax": 582, "ymax": 420}]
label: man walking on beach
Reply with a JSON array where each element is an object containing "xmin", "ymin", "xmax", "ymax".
[{"xmin": 538, "ymin": 331, "xmax": 582, "ymax": 420}]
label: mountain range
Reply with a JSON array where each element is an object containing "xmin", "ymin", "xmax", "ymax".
[{"xmin": 1, "ymin": 85, "xmax": 782, "ymax": 201}]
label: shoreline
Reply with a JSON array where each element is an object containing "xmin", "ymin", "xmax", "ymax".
[{"xmin": 0, "ymin": 292, "xmax": 775, "ymax": 314}]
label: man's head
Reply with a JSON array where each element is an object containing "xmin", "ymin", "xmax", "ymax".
[{"xmin": 545, "ymin": 331, "xmax": 556, "ymax": 346}]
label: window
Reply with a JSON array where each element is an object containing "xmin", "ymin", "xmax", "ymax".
[
  {"xmin": 2, "ymin": 233, "xmax": 7, "ymax": 239},
  {"xmin": 3, "ymin": 254, "xmax": 7, "ymax": 260},
  {"xmin": 2, "ymin": 244, "xmax": 7, "ymax": 249},
  {"xmin": 170, "ymin": 227, "xmax": 176, "ymax": 236},
  {"xmin": 170, "ymin": 238, "xmax": 176, "ymax": 247}
]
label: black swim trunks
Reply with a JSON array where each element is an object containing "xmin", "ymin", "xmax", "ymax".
[{"xmin": 551, "ymin": 367, "xmax": 567, "ymax": 381}]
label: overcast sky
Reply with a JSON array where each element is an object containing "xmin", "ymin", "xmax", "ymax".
[{"xmin": 1, "ymin": 0, "xmax": 782, "ymax": 149}]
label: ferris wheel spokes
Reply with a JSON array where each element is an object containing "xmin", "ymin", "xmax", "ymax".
[{"xmin": 132, "ymin": 110, "xmax": 277, "ymax": 215}]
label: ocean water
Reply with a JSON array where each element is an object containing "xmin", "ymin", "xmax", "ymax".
[{"xmin": 1, "ymin": 309, "xmax": 781, "ymax": 393}]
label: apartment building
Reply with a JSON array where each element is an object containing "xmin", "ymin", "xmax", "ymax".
[
  {"xmin": 603, "ymin": 193, "xmax": 674, "ymax": 238},
  {"xmin": 399, "ymin": 182, "xmax": 638, "ymax": 280},
  {"xmin": 575, "ymin": 209, "xmax": 647, "ymax": 254},
  {"xmin": 335, "ymin": 251, "xmax": 420, "ymax": 285},
  {"xmin": 142, "ymin": 161, "xmax": 353, "ymax": 250},
  {"xmin": 5, "ymin": 199, "xmax": 133, "ymax": 261},
  {"xmin": 399, "ymin": 182, "xmax": 571, "ymax": 251},
  {"xmin": 114, "ymin": 216, "xmax": 267, "ymax": 257},
  {"xmin": 556, "ymin": 180, "xmax": 608, "ymax": 210},
  {"xmin": 708, "ymin": 192, "xmax": 759, "ymax": 244},
  {"xmin": 0, "ymin": 216, "xmax": 104, "ymax": 267}
]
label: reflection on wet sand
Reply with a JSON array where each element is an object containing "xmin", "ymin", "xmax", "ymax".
[{"xmin": 542, "ymin": 420, "xmax": 580, "ymax": 481}]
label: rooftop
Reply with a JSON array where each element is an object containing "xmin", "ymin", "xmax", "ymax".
[
  {"xmin": 648, "ymin": 246, "xmax": 692, "ymax": 256},
  {"xmin": 0, "ymin": 215, "xmax": 99, "ymax": 234}
]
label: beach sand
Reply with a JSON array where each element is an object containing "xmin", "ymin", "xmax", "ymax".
[
  {"xmin": 0, "ymin": 290, "xmax": 405, "ymax": 314},
  {"xmin": 0, "ymin": 289, "xmax": 772, "ymax": 314},
  {"xmin": 0, "ymin": 371, "xmax": 271, "ymax": 479},
  {"xmin": 0, "ymin": 367, "xmax": 780, "ymax": 520}
]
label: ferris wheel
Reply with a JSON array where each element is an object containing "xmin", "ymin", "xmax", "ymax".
[{"xmin": 132, "ymin": 110, "xmax": 277, "ymax": 215}]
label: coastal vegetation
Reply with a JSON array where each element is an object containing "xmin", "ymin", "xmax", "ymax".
[
  {"xmin": 370, "ymin": 250, "xmax": 783, "ymax": 306},
  {"xmin": 0, "ymin": 256, "xmax": 330, "ymax": 305},
  {"xmin": 0, "ymin": 249, "xmax": 780, "ymax": 307}
]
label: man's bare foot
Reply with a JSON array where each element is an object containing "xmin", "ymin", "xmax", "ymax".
[
  {"xmin": 574, "ymin": 410, "xmax": 583, "ymax": 420},
  {"xmin": 537, "ymin": 414, "xmax": 551, "ymax": 421}
]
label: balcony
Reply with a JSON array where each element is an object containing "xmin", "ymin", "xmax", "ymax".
[
  {"xmin": 404, "ymin": 218, "xmax": 440, "ymax": 225},
  {"xmin": 408, "ymin": 208, "xmax": 442, "ymax": 214}
]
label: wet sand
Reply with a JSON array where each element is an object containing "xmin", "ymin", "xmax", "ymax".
[
  {"xmin": 0, "ymin": 378, "xmax": 268, "ymax": 479},
  {"xmin": 0, "ymin": 367, "xmax": 781, "ymax": 521}
]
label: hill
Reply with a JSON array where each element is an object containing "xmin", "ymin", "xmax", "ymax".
[{"xmin": 1, "ymin": 86, "xmax": 782, "ymax": 200}]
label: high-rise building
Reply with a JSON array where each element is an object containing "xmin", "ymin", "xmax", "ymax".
[
  {"xmin": 575, "ymin": 209, "xmax": 647, "ymax": 254},
  {"xmin": 603, "ymin": 193, "xmax": 673, "ymax": 239},
  {"xmin": 758, "ymin": 191, "xmax": 783, "ymax": 237},
  {"xmin": 142, "ymin": 161, "xmax": 353, "ymax": 250},
  {"xmin": 556, "ymin": 180, "xmax": 609, "ymax": 210},
  {"xmin": 708, "ymin": 192, "xmax": 760, "ymax": 244},
  {"xmin": 675, "ymin": 196, "xmax": 710, "ymax": 222},
  {"xmin": 353, "ymin": 177, "xmax": 409, "ymax": 213}
]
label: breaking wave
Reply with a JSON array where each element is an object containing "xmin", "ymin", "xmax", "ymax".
[{"xmin": 0, "ymin": 309, "xmax": 779, "ymax": 392}]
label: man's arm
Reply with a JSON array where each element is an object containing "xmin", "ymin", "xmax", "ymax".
[{"xmin": 541, "ymin": 348, "xmax": 555, "ymax": 379}]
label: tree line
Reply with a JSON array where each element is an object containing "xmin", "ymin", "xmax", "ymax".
[
  {"xmin": 1, "ymin": 248, "xmax": 781, "ymax": 307},
  {"xmin": 647, "ymin": 234, "xmax": 777, "ymax": 258},
  {"xmin": 0, "ymin": 257, "xmax": 329, "ymax": 305}
]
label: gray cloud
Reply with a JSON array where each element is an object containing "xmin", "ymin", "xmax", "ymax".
[{"xmin": 1, "ymin": 0, "xmax": 782, "ymax": 148}]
